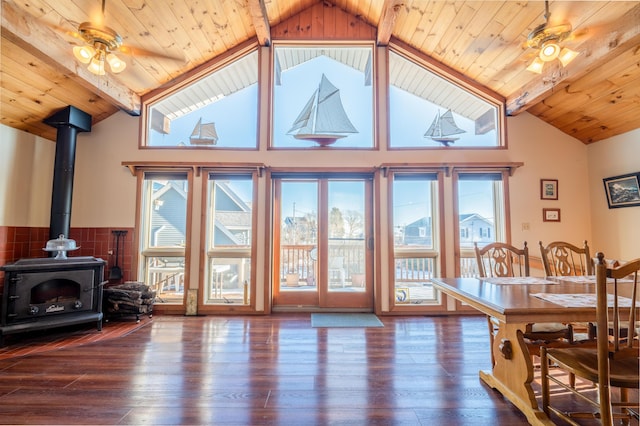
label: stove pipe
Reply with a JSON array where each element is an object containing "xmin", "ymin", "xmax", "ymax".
[{"xmin": 43, "ymin": 106, "xmax": 92, "ymax": 242}]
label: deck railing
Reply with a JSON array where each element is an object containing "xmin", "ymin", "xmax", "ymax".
[
  {"xmin": 280, "ymin": 238, "xmax": 366, "ymax": 285},
  {"xmin": 147, "ymin": 246, "xmax": 481, "ymax": 302}
]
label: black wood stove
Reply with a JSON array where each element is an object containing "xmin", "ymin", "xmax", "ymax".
[
  {"xmin": 0, "ymin": 105, "xmax": 102, "ymax": 345},
  {"xmin": 0, "ymin": 256, "xmax": 105, "ymax": 345}
]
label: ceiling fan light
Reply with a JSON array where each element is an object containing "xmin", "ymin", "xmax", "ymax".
[
  {"xmin": 73, "ymin": 45, "xmax": 95, "ymax": 64},
  {"xmin": 106, "ymin": 53, "xmax": 126, "ymax": 73},
  {"xmin": 526, "ymin": 57, "xmax": 545, "ymax": 74},
  {"xmin": 558, "ymin": 47, "xmax": 579, "ymax": 67},
  {"xmin": 87, "ymin": 55, "xmax": 106, "ymax": 76},
  {"xmin": 539, "ymin": 41, "xmax": 560, "ymax": 62}
]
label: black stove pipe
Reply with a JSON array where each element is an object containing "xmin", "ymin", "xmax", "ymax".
[{"xmin": 43, "ymin": 106, "xmax": 92, "ymax": 242}]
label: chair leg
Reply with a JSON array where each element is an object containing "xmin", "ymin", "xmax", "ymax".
[
  {"xmin": 620, "ymin": 387, "xmax": 630, "ymax": 421},
  {"xmin": 540, "ymin": 346, "xmax": 550, "ymax": 416}
]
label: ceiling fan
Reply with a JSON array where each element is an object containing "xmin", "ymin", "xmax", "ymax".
[
  {"xmin": 68, "ymin": 0, "xmax": 182, "ymax": 76},
  {"xmin": 525, "ymin": 0, "xmax": 579, "ymax": 74}
]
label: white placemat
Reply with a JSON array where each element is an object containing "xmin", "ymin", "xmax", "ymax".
[
  {"xmin": 481, "ymin": 277, "xmax": 557, "ymax": 285},
  {"xmin": 551, "ymin": 275, "xmax": 636, "ymax": 284},
  {"xmin": 531, "ymin": 293, "xmax": 634, "ymax": 308}
]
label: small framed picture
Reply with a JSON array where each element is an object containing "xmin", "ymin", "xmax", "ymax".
[
  {"xmin": 540, "ymin": 179, "xmax": 558, "ymax": 200},
  {"xmin": 603, "ymin": 172, "xmax": 640, "ymax": 209},
  {"xmin": 543, "ymin": 208, "xmax": 561, "ymax": 222}
]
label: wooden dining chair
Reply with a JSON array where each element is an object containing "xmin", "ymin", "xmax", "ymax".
[
  {"xmin": 474, "ymin": 241, "xmax": 530, "ymax": 278},
  {"xmin": 540, "ymin": 253, "xmax": 640, "ymax": 425},
  {"xmin": 540, "ymin": 240, "xmax": 596, "ymax": 342},
  {"xmin": 539, "ymin": 240, "xmax": 593, "ymax": 277},
  {"xmin": 474, "ymin": 242, "xmax": 573, "ymax": 367}
]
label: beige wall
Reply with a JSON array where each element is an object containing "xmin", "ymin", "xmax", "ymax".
[
  {"xmin": 73, "ymin": 113, "xmax": 140, "ymax": 227},
  {"xmin": 506, "ymin": 113, "xmax": 592, "ymax": 254},
  {"xmin": 0, "ymin": 125, "xmax": 54, "ymax": 227},
  {"xmin": 587, "ymin": 129, "xmax": 640, "ymax": 261}
]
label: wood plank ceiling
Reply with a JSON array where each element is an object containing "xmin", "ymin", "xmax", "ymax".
[{"xmin": 1, "ymin": 0, "xmax": 639, "ymax": 144}]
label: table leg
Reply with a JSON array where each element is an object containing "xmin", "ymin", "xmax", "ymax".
[{"xmin": 479, "ymin": 322, "xmax": 554, "ymax": 425}]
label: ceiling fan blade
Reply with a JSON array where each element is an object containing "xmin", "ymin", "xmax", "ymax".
[
  {"xmin": 118, "ymin": 45, "xmax": 184, "ymax": 62},
  {"xmin": 40, "ymin": 18, "xmax": 85, "ymax": 42}
]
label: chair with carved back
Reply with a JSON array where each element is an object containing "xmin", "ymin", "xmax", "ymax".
[
  {"xmin": 474, "ymin": 242, "xmax": 574, "ymax": 368},
  {"xmin": 540, "ymin": 240, "xmax": 596, "ymax": 342},
  {"xmin": 475, "ymin": 241, "xmax": 530, "ymax": 279},
  {"xmin": 541, "ymin": 253, "xmax": 640, "ymax": 425},
  {"xmin": 539, "ymin": 240, "xmax": 593, "ymax": 277}
]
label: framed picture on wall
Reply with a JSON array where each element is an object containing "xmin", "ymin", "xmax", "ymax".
[
  {"xmin": 603, "ymin": 172, "xmax": 640, "ymax": 208},
  {"xmin": 540, "ymin": 179, "xmax": 558, "ymax": 200},
  {"xmin": 543, "ymin": 208, "xmax": 561, "ymax": 222}
]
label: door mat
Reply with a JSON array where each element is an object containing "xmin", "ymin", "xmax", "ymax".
[{"xmin": 311, "ymin": 313, "xmax": 384, "ymax": 328}]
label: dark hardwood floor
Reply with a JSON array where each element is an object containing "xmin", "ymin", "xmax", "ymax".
[{"xmin": 0, "ymin": 314, "xmax": 631, "ymax": 425}]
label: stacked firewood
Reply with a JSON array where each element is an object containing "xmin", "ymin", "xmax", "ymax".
[{"xmin": 103, "ymin": 282, "xmax": 156, "ymax": 322}]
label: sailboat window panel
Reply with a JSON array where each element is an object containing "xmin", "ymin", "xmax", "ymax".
[
  {"xmin": 272, "ymin": 45, "xmax": 374, "ymax": 149},
  {"xmin": 388, "ymin": 51, "xmax": 501, "ymax": 148},
  {"xmin": 144, "ymin": 50, "xmax": 259, "ymax": 148}
]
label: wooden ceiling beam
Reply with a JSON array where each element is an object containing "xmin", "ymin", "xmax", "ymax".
[
  {"xmin": 506, "ymin": 3, "xmax": 640, "ymax": 116},
  {"xmin": 248, "ymin": 0, "xmax": 271, "ymax": 46},
  {"xmin": 0, "ymin": 0, "xmax": 140, "ymax": 115},
  {"xmin": 377, "ymin": 0, "xmax": 405, "ymax": 46}
]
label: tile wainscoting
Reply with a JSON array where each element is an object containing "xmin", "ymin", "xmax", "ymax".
[{"xmin": 0, "ymin": 226, "xmax": 134, "ymax": 289}]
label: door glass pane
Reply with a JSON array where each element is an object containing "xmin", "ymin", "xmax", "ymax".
[
  {"xmin": 280, "ymin": 181, "xmax": 318, "ymax": 291},
  {"xmin": 328, "ymin": 181, "xmax": 366, "ymax": 292}
]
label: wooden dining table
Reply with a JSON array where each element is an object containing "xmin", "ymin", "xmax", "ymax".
[{"xmin": 430, "ymin": 276, "xmax": 637, "ymax": 426}]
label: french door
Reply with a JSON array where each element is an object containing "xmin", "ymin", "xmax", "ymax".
[{"xmin": 272, "ymin": 175, "xmax": 373, "ymax": 310}]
